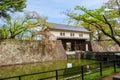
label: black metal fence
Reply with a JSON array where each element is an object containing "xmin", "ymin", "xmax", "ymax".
[{"xmin": 0, "ymin": 60, "xmax": 120, "ymax": 80}]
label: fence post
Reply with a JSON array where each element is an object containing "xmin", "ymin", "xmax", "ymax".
[
  {"xmin": 18, "ymin": 76, "xmax": 21, "ymax": 80},
  {"xmin": 81, "ymin": 66, "xmax": 84, "ymax": 80},
  {"xmin": 99, "ymin": 62, "xmax": 102, "ymax": 78},
  {"xmin": 114, "ymin": 61, "xmax": 116, "ymax": 72},
  {"xmin": 55, "ymin": 70, "xmax": 58, "ymax": 80}
]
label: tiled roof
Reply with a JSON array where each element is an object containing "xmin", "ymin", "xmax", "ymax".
[{"xmin": 48, "ymin": 23, "xmax": 90, "ymax": 33}]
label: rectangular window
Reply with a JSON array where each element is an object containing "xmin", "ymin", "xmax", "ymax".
[
  {"xmin": 70, "ymin": 33, "xmax": 74, "ymax": 36},
  {"xmin": 73, "ymin": 33, "xmax": 74, "ymax": 36},
  {"xmin": 79, "ymin": 33, "xmax": 83, "ymax": 37},
  {"xmin": 60, "ymin": 32, "xmax": 62, "ymax": 36},
  {"xmin": 60, "ymin": 32, "xmax": 65, "ymax": 36}
]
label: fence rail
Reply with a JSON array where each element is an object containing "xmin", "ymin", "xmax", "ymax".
[{"xmin": 0, "ymin": 60, "xmax": 120, "ymax": 80}]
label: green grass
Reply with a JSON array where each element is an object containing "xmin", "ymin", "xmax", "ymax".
[{"xmin": 74, "ymin": 67, "xmax": 120, "ymax": 80}]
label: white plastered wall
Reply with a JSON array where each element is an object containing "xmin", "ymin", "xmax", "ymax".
[{"xmin": 49, "ymin": 30, "xmax": 90, "ymax": 40}]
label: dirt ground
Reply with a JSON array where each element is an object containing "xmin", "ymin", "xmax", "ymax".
[{"xmin": 102, "ymin": 72, "xmax": 120, "ymax": 80}]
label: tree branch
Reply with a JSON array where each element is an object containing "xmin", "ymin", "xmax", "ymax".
[{"xmin": 103, "ymin": 15, "xmax": 115, "ymax": 36}]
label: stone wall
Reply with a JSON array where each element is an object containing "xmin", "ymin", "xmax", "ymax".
[
  {"xmin": 91, "ymin": 41, "xmax": 120, "ymax": 52},
  {"xmin": 0, "ymin": 39, "xmax": 67, "ymax": 66}
]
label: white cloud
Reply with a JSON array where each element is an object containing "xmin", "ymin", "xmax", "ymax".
[{"xmin": 25, "ymin": 0, "xmax": 108, "ymax": 24}]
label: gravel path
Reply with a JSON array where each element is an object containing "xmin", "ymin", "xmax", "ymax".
[{"xmin": 102, "ymin": 72, "xmax": 120, "ymax": 80}]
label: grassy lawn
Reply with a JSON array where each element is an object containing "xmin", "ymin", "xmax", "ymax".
[{"xmin": 73, "ymin": 67, "xmax": 120, "ymax": 80}]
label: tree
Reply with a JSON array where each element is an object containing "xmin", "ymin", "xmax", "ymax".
[
  {"xmin": 104, "ymin": 0, "xmax": 120, "ymax": 39},
  {"xmin": 0, "ymin": 11, "xmax": 52, "ymax": 40},
  {"xmin": 0, "ymin": 0, "xmax": 26, "ymax": 19},
  {"xmin": 105, "ymin": 0, "xmax": 120, "ymax": 15},
  {"xmin": 66, "ymin": 0, "xmax": 120, "ymax": 46}
]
